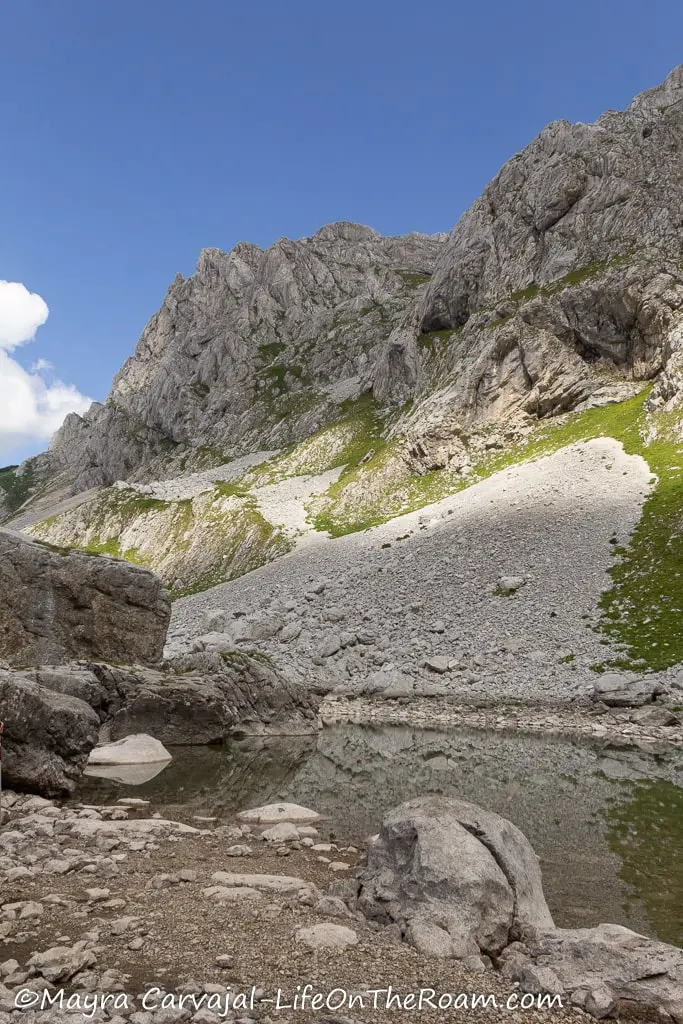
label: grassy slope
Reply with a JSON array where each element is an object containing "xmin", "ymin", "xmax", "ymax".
[
  {"xmin": 28, "ymin": 485, "xmax": 292, "ymax": 600},
  {"xmin": 25, "ymin": 387, "xmax": 683, "ymax": 669},
  {"xmin": 238, "ymin": 393, "xmax": 385, "ymax": 486},
  {"xmin": 0, "ymin": 463, "xmax": 37, "ymax": 517}
]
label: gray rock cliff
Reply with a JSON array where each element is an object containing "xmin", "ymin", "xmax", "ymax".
[{"xmin": 0, "ymin": 531, "xmax": 170, "ymax": 666}]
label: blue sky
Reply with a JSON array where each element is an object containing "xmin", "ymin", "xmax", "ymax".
[{"xmin": 1, "ymin": 0, "xmax": 682, "ymax": 464}]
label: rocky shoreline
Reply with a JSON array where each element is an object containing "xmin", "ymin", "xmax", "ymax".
[
  {"xmin": 320, "ymin": 694, "xmax": 683, "ymax": 749},
  {"xmin": 1, "ymin": 793, "xmax": 681, "ymax": 1024}
]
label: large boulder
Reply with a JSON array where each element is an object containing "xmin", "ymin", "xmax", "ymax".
[
  {"xmin": 357, "ymin": 797, "xmax": 683, "ymax": 1021},
  {"xmin": 356, "ymin": 796, "xmax": 553, "ymax": 963},
  {"xmin": 500, "ymin": 924, "xmax": 683, "ymax": 1022},
  {"xmin": 592, "ymin": 672, "xmax": 665, "ymax": 707},
  {"xmin": 0, "ymin": 531, "xmax": 170, "ymax": 667},
  {"xmin": 0, "ymin": 668, "xmax": 99, "ymax": 795}
]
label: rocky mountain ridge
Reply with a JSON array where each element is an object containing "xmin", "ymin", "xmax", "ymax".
[
  {"xmin": 3, "ymin": 65, "xmax": 683, "ymax": 525},
  {"xmin": 3, "ymin": 224, "xmax": 445, "ymax": 509}
]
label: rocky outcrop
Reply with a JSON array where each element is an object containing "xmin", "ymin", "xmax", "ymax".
[
  {"xmin": 356, "ymin": 797, "xmax": 683, "ymax": 1021},
  {"xmin": 16, "ymin": 226, "xmax": 444, "ymax": 500},
  {"xmin": 0, "ymin": 669, "xmax": 100, "ymax": 796},
  {"xmin": 500, "ymin": 925, "xmax": 683, "ymax": 1022},
  {"xmin": 390, "ymin": 66, "xmax": 683, "ymax": 465},
  {"xmin": 101, "ymin": 651, "xmax": 320, "ymax": 741},
  {"xmin": 0, "ymin": 531, "xmax": 170, "ymax": 667},
  {"xmin": 356, "ymin": 796, "xmax": 554, "ymax": 964},
  {"xmin": 25, "ymin": 481, "xmax": 293, "ymax": 598},
  {"xmin": 0, "ymin": 651, "xmax": 319, "ymax": 796}
]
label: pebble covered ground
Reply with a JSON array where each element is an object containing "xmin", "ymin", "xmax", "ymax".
[
  {"xmin": 0, "ymin": 792, "xmax": 583, "ymax": 1024},
  {"xmin": 169, "ymin": 439, "xmax": 662, "ymax": 705}
]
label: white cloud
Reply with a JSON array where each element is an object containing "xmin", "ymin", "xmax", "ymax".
[
  {"xmin": 32, "ymin": 358, "xmax": 53, "ymax": 372},
  {"xmin": 0, "ymin": 280, "xmax": 49, "ymax": 350},
  {"xmin": 0, "ymin": 281, "xmax": 91, "ymax": 457}
]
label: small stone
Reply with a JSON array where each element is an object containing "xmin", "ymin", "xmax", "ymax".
[
  {"xmin": 496, "ymin": 575, "xmax": 526, "ymax": 595},
  {"xmin": 424, "ymin": 656, "xmax": 450, "ymax": 674},
  {"xmin": 261, "ymin": 822, "xmax": 299, "ymax": 843},
  {"xmin": 295, "ymin": 923, "xmax": 358, "ymax": 950}
]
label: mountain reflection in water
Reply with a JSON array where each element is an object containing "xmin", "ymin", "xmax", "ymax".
[{"xmin": 75, "ymin": 725, "xmax": 683, "ymax": 946}]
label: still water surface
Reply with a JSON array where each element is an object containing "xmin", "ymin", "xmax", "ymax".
[{"xmin": 77, "ymin": 724, "xmax": 683, "ymax": 947}]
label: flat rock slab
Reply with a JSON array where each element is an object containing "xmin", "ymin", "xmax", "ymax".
[
  {"xmin": 88, "ymin": 733, "xmax": 172, "ymax": 765},
  {"xmin": 236, "ymin": 802, "xmax": 320, "ymax": 824},
  {"xmin": 501, "ymin": 923, "xmax": 683, "ymax": 1022},
  {"xmin": 209, "ymin": 871, "xmax": 313, "ymax": 893},
  {"xmin": 296, "ymin": 923, "xmax": 358, "ymax": 950},
  {"xmin": 65, "ymin": 818, "xmax": 200, "ymax": 837},
  {"xmin": 592, "ymin": 672, "xmax": 664, "ymax": 708},
  {"xmin": 202, "ymin": 886, "xmax": 264, "ymax": 902}
]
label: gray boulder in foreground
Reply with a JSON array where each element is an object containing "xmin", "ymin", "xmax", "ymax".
[
  {"xmin": 356, "ymin": 795, "xmax": 554, "ymax": 962},
  {"xmin": 0, "ymin": 531, "xmax": 170, "ymax": 667},
  {"xmin": 356, "ymin": 797, "xmax": 683, "ymax": 1021},
  {"xmin": 0, "ymin": 669, "xmax": 99, "ymax": 796}
]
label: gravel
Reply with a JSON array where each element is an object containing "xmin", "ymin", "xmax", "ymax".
[{"xmin": 170, "ymin": 438, "xmax": 654, "ymax": 704}]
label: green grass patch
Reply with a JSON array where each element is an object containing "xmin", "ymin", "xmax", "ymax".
[
  {"xmin": 240, "ymin": 391, "xmax": 386, "ymax": 486},
  {"xmin": 258, "ymin": 341, "xmax": 286, "ymax": 363},
  {"xmin": 505, "ymin": 250, "xmax": 637, "ymax": 308},
  {"xmin": 213, "ymin": 481, "xmax": 252, "ymax": 499},
  {"xmin": 418, "ymin": 327, "xmax": 462, "ymax": 352},
  {"xmin": 397, "ymin": 271, "xmax": 432, "ymax": 288},
  {"xmin": 604, "ymin": 778, "xmax": 683, "ymax": 946},
  {"xmin": 0, "ymin": 462, "xmax": 36, "ymax": 515}
]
